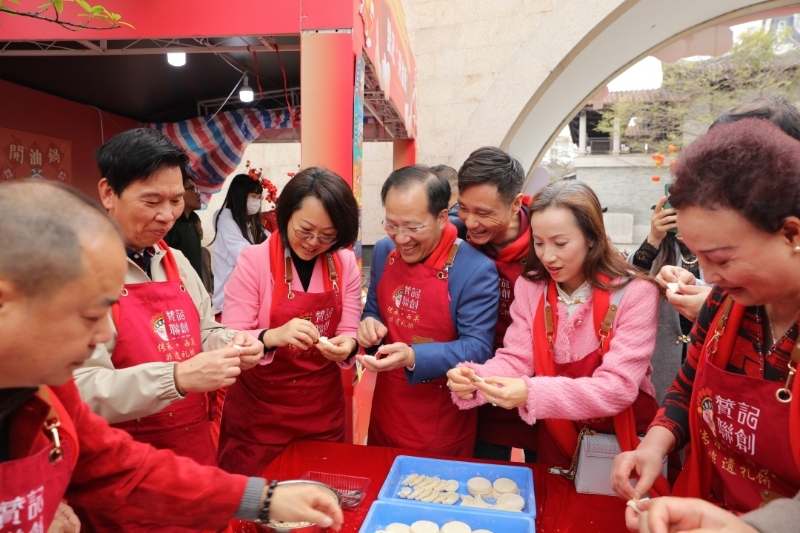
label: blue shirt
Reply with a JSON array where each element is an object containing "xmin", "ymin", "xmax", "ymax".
[{"xmin": 363, "ymin": 237, "xmax": 499, "ymax": 384}]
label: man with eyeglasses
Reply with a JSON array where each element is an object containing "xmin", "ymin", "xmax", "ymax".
[
  {"xmin": 357, "ymin": 165, "xmax": 499, "ymax": 457},
  {"xmin": 71, "ymin": 128, "xmax": 265, "ymax": 531},
  {"xmin": 455, "ymin": 146, "xmax": 540, "ymax": 463},
  {"xmin": 165, "ymin": 175, "xmax": 204, "ymax": 279}
]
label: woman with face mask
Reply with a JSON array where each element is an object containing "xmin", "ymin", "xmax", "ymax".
[
  {"xmin": 216, "ymin": 167, "xmax": 360, "ymax": 476},
  {"xmin": 447, "ymin": 180, "xmax": 663, "ymax": 490},
  {"xmin": 211, "ymin": 173, "xmax": 269, "ymax": 315}
]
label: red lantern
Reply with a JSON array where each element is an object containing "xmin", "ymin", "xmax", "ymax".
[
  {"xmin": 652, "ymin": 153, "xmax": 665, "ymax": 168},
  {"xmin": 667, "ymin": 145, "xmax": 677, "ymax": 154},
  {"xmin": 652, "ymin": 175, "xmax": 661, "ymax": 183}
]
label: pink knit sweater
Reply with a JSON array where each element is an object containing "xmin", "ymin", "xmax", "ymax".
[
  {"xmin": 222, "ymin": 239, "xmax": 362, "ymax": 368},
  {"xmin": 453, "ymin": 277, "xmax": 659, "ymax": 424}
]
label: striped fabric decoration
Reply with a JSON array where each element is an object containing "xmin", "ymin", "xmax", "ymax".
[{"xmin": 148, "ymin": 108, "xmax": 293, "ymax": 196}]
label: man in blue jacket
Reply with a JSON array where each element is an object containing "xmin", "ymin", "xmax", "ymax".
[{"xmin": 357, "ymin": 165, "xmax": 498, "ymax": 457}]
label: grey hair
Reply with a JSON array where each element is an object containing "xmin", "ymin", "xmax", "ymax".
[{"xmin": 0, "ymin": 180, "xmax": 121, "ymax": 298}]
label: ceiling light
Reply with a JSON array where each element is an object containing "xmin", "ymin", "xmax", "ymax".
[
  {"xmin": 167, "ymin": 52, "xmax": 186, "ymax": 67},
  {"xmin": 239, "ymin": 74, "xmax": 254, "ymax": 103}
]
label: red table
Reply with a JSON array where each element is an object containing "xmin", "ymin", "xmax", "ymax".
[{"xmin": 223, "ymin": 440, "xmax": 628, "ymax": 533}]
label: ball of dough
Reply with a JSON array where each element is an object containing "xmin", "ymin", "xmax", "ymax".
[
  {"xmin": 410, "ymin": 520, "xmax": 439, "ymax": 533},
  {"xmin": 441, "ymin": 521, "xmax": 471, "ymax": 533}
]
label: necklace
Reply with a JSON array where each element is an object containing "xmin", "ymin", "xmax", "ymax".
[
  {"xmin": 680, "ymin": 253, "xmax": 698, "ymax": 266},
  {"xmin": 766, "ymin": 307, "xmax": 800, "ymax": 349}
]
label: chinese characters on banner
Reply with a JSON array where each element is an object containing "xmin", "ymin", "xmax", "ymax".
[
  {"xmin": 360, "ymin": 0, "xmax": 417, "ymax": 137},
  {"xmin": 0, "ymin": 127, "xmax": 72, "ymax": 184}
]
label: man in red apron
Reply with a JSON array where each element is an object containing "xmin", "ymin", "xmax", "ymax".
[
  {"xmin": 0, "ymin": 181, "xmax": 343, "ymax": 533},
  {"xmin": 455, "ymin": 146, "xmax": 540, "ymax": 462},
  {"xmin": 357, "ymin": 165, "xmax": 499, "ymax": 457},
  {"xmin": 73, "ymin": 129, "xmax": 264, "ymax": 531}
]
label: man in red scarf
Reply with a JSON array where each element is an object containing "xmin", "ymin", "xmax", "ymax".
[
  {"xmin": 455, "ymin": 146, "xmax": 539, "ymax": 462},
  {"xmin": 357, "ymin": 165, "xmax": 499, "ymax": 457}
]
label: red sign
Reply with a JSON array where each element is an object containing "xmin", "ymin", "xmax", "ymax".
[
  {"xmin": 360, "ymin": 0, "xmax": 417, "ymax": 137},
  {"xmin": 0, "ymin": 127, "xmax": 72, "ymax": 184}
]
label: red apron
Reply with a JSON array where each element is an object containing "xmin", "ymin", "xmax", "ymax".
[
  {"xmin": 675, "ymin": 298, "xmax": 800, "ymax": 512},
  {"xmin": 368, "ymin": 224, "xmax": 477, "ymax": 457},
  {"xmin": 217, "ymin": 235, "xmax": 345, "ymax": 476},
  {"xmin": 473, "ymin": 201, "xmax": 538, "ymax": 450},
  {"xmin": 534, "ymin": 277, "xmax": 670, "ymax": 496},
  {"xmin": 2, "ymin": 387, "xmax": 77, "ymax": 533},
  {"xmin": 86, "ymin": 243, "xmax": 214, "ymax": 532}
]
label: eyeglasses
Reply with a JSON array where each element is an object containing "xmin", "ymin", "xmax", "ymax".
[
  {"xmin": 382, "ymin": 214, "xmax": 436, "ymax": 235},
  {"xmin": 292, "ymin": 224, "xmax": 337, "ymax": 245}
]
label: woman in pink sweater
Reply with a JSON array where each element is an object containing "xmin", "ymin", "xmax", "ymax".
[
  {"xmin": 447, "ymin": 181, "xmax": 660, "ymax": 473},
  {"xmin": 217, "ymin": 168, "xmax": 361, "ymax": 476}
]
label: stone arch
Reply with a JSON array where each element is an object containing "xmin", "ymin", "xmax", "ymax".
[{"xmin": 445, "ymin": 0, "xmax": 800, "ymax": 178}]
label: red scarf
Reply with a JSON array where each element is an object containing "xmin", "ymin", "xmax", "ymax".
[
  {"xmin": 421, "ymin": 221, "xmax": 459, "ymax": 270},
  {"xmin": 674, "ymin": 300, "xmax": 800, "ymax": 499},
  {"xmin": 268, "ymin": 233, "xmax": 342, "ymax": 310},
  {"xmin": 494, "ymin": 195, "xmax": 531, "ymax": 263},
  {"xmin": 532, "ymin": 275, "xmax": 670, "ymax": 497}
]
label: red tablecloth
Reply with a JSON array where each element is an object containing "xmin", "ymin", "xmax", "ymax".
[{"xmin": 222, "ymin": 440, "xmax": 628, "ymax": 533}]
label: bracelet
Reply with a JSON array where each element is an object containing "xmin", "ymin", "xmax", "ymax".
[
  {"xmin": 258, "ymin": 329, "xmax": 273, "ymax": 353},
  {"xmin": 257, "ymin": 479, "xmax": 278, "ymax": 524}
]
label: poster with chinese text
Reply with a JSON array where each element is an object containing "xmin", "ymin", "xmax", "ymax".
[{"xmin": 0, "ymin": 127, "xmax": 72, "ymax": 184}]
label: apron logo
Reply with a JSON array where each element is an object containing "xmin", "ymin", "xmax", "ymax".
[
  {"xmin": 697, "ymin": 386, "xmax": 716, "ymax": 437},
  {"xmin": 151, "ymin": 313, "xmax": 169, "ymax": 342},
  {"xmin": 393, "ymin": 286, "xmax": 404, "ymax": 308}
]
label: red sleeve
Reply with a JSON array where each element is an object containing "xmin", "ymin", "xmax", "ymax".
[{"xmin": 56, "ymin": 380, "xmax": 249, "ymax": 530}]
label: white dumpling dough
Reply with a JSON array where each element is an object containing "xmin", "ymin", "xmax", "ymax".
[
  {"xmin": 410, "ymin": 520, "xmax": 439, "ymax": 533},
  {"xmin": 497, "ymin": 492, "xmax": 525, "ymax": 510},
  {"xmin": 441, "ymin": 521, "xmax": 471, "ymax": 533},
  {"xmin": 493, "ymin": 477, "xmax": 518, "ymax": 495},
  {"xmin": 467, "ymin": 477, "xmax": 492, "ymax": 496},
  {"xmin": 386, "ymin": 523, "xmax": 411, "ymax": 533},
  {"xmin": 318, "ymin": 336, "xmax": 334, "ymax": 346},
  {"xmin": 667, "ymin": 282, "xmax": 680, "ymax": 294}
]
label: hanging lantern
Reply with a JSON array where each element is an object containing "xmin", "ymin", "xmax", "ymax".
[
  {"xmin": 667, "ymin": 145, "xmax": 677, "ymax": 154},
  {"xmin": 652, "ymin": 153, "xmax": 665, "ymax": 168},
  {"xmin": 652, "ymin": 175, "xmax": 661, "ymax": 183}
]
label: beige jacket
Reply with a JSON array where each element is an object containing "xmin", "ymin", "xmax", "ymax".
[
  {"xmin": 742, "ymin": 490, "xmax": 800, "ymax": 532},
  {"xmin": 74, "ymin": 247, "xmax": 237, "ymax": 424}
]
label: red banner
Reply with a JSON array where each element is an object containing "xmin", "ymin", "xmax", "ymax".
[
  {"xmin": 0, "ymin": 127, "xmax": 72, "ymax": 184},
  {"xmin": 360, "ymin": 0, "xmax": 417, "ymax": 137}
]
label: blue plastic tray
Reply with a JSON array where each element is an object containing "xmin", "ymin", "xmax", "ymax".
[
  {"xmin": 359, "ymin": 500, "xmax": 535, "ymax": 533},
  {"xmin": 377, "ymin": 456, "xmax": 536, "ymax": 518}
]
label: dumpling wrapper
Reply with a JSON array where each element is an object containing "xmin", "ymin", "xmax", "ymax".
[
  {"xmin": 318, "ymin": 336, "xmax": 334, "ymax": 347},
  {"xmin": 410, "ymin": 520, "xmax": 439, "ymax": 533},
  {"xmin": 441, "ymin": 521, "xmax": 471, "ymax": 533},
  {"xmin": 386, "ymin": 523, "xmax": 411, "ymax": 533},
  {"xmin": 667, "ymin": 282, "xmax": 680, "ymax": 294}
]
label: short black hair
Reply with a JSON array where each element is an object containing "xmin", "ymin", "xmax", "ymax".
[
  {"xmin": 457, "ymin": 146, "xmax": 525, "ymax": 203},
  {"xmin": 276, "ymin": 167, "xmax": 359, "ymax": 252},
  {"xmin": 380, "ymin": 164, "xmax": 450, "ymax": 215},
  {"xmin": 95, "ymin": 128, "xmax": 189, "ymax": 196},
  {"xmin": 431, "ymin": 164, "xmax": 458, "ymax": 192},
  {"xmin": 711, "ymin": 96, "xmax": 800, "ymax": 141}
]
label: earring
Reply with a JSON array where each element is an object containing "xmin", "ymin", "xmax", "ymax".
[{"xmin": 795, "ymin": 246, "xmax": 800, "ymax": 252}]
